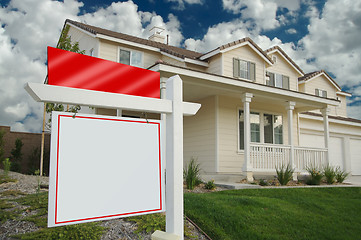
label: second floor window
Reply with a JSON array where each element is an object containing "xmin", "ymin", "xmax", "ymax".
[
  {"xmin": 315, "ymin": 88, "xmax": 327, "ymax": 98},
  {"xmin": 119, "ymin": 49, "xmax": 143, "ymax": 68},
  {"xmin": 233, "ymin": 58, "xmax": 256, "ymax": 81},
  {"xmin": 266, "ymin": 72, "xmax": 289, "ymax": 90}
]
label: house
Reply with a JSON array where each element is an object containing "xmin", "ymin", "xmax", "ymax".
[{"xmin": 60, "ymin": 19, "xmax": 361, "ymax": 181}]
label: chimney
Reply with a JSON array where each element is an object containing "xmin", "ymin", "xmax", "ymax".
[{"xmin": 149, "ymin": 26, "xmax": 166, "ymax": 43}]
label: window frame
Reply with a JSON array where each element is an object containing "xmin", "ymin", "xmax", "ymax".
[
  {"xmin": 266, "ymin": 72, "xmax": 290, "ymax": 90},
  {"xmin": 233, "ymin": 58, "xmax": 256, "ymax": 81},
  {"xmin": 238, "ymin": 108, "xmax": 284, "ymax": 152},
  {"xmin": 315, "ymin": 88, "xmax": 327, "ymax": 98},
  {"xmin": 118, "ymin": 47, "xmax": 144, "ymax": 68}
]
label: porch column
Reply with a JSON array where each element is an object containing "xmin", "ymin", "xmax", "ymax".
[
  {"xmin": 321, "ymin": 107, "xmax": 330, "ymax": 165},
  {"xmin": 286, "ymin": 101, "xmax": 297, "ymax": 180},
  {"xmin": 242, "ymin": 93, "xmax": 253, "ymax": 182}
]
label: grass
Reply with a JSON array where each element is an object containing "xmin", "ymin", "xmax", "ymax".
[{"xmin": 184, "ymin": 187, "xmax": 361, "ymax": 240}]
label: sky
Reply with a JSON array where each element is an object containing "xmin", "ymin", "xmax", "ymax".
[{"xmin": 0, "ymin": 0, "xmax": 361, "ymax": 133}]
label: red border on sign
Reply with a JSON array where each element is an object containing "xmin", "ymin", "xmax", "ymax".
[{"xmin": 54, "ymin": 115, "xmax": 163, "ymax": 225}]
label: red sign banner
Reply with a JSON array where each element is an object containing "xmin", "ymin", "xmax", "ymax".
[{"xmin": 47, "ymin": 47, "xmax": 160, "ymax": 98}]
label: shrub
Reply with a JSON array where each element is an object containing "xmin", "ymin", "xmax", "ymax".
[
  {"xmin": 205, "ymin": 180, "xmax": 216, "ymax": 190},
  {"xmin": 335, "ymin": 167, "xmax": 349, "ymax": 183},
  {"xmin": 184, "ymin": 158, "xmax": 202, "ymax": 190},
  {"xmin": 306, "ymin": 166, "xmax": 323, "ymax": 185},
  {"xmin": 276, "ymin": 164, "xmax": 294, "ymax": 186},
  {"xmin": 259, "ymin": 179, "xmax": 269, "ymax": 186},
  {"xmin": 323, "ymin": 164, "xmax": 336, "ymax": 184},
  {"xmin": 10, "ymin": 138, "xmax": 23, "ymax": 172},
  {"xmin": 127, "ymin": 213, "xmax": 165, "ymax": 233}
]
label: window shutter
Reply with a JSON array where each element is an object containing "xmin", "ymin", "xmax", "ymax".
[
  {"xmin": 315, "ymin": 89, "xmax": 320, "ymax": 96},
  {"xmin": 323, "ymin": 90, "xmax": 327, "ymax": 98},
  {"xmin": 282, "ymin": 76, "xmax": 289, "ymax": 89},
  {"xmin": 268, "ymin": 72, "xmax": 275, "ymax": 86},
  {"xmin": 233, "ymin": 58, "xmax": 240, "ymax": 78},
  {"xmin": 249, "ymin": 62, "xmax": 256, "ymax": 81}
]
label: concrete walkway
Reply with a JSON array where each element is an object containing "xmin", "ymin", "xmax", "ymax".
[{"xmin": 215, "ymin": 175, "xmax": 361, "ymax": 190}]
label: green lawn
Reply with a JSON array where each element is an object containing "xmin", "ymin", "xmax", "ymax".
[{"xmin": 184, "ymin": 187, "xmax": 361, "ymax": 240}]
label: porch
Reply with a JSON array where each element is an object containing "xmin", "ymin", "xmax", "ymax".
[{"xmin": 250, "ymin": 143, "xmax": 327, "ymax": 173}]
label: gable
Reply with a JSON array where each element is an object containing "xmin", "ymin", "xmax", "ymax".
[{"xmin": 302, "ymin": 74, "xmax": 338, "ymax": 98}]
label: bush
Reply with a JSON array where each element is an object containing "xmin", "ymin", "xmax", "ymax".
[
  {"xmin": 204, "ymin": 180, "xmax": 216, "ymax": 190},
  {"xmin": 259, "ymin": 179, "xmax": 269, "ymax": 186},
  {"xmin": 323, "ymin": 164, "xmax": 336, "ymax": 184},
  {"xmin": 184, "ymin": 158, "xmax": 202, "ymax": 190},
  {"xmin": 10, "ymin": 138, "xmax": 23, "ymax": 172},
  {"xmin": 335, "ymin": 167, "xmax": 349, "ymax": 183},
  {"xmin": 276, "ymin": 164, "xmax": 294, "ymax": 185},
  {"xmin": 306, "ymin": 166, "xmax": 323, "ymax": 185}
]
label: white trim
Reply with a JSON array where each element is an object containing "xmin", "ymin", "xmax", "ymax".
[
  {"xmin": 267, "ymin": 49, "xmax": 303, "ymax": 76},
  {"xmin": 97, "ymin": 34, "xmax": 161, "ymax": 53},
  {"xmin": 337, "ymin": 91, "xmax": 352, "ymax": 97},
  {"xmin": 299, "ymin": 113, "xmax": 361, "ymax": 127},
  {"xmin": 184, "ymin": 58, "xmax": 208, "ymax": 67},
  {"xmin": 66, "ymin": 23, "xmax": 97, "ymax": 38},
  {"xmin": 200, "ymin": 41, "xmax": 273, "ymax": 65},
  {"xmin": 150, "ymin": 64, "xmax": 340, "ymax": 107},
  {"xmin": 215, "ymin": 95, "xmax": 219, "ymax": 172},
  {"xmin": 302, "ymin": 72, "xmax": 342, "ymax": 91}
]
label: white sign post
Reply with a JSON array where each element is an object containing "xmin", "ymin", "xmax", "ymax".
[{"xmin": 25, "ymin": 75, "xmax": 200, "ymax": 239}]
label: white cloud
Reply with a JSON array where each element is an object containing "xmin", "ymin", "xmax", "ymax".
[
  {"xmin": 165, "ymin": 0, "xmax": 203, "ymax": 10},
  {"xmin": 0, "ymin": 0, "xmax": 184, "ymax": 132},
  {"xmin": 286, "ymin": 28, "xmax": 297, "ymax": 34}
]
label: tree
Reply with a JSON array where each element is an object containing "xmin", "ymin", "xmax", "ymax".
[{"xmin": 10, "ymin": 138, "xmax": 23, "ymax": 172}]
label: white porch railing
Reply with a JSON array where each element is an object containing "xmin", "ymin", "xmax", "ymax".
[
  {"xmin": 250, "ymin": 143, "xmax": 327, "ymax": 172},
  {"xmin": 294, "ymin": 146, "xmax": 327, "ymax": 171}
]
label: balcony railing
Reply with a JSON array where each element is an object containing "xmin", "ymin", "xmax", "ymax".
[{"xmin": 250, "ymin": 143, "xmax": 327, "ymax": 172}]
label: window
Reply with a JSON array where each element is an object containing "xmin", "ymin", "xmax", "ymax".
[
  {"xmin": 233, "ymin": 58, "xmax": 256, "ymax": 81},
  {"xmin": 119, "ymin": 48, "xmax": 143, "ymax": 68},
  {"xmin": 239, "ymin": 110, "xmax": 283, "ymax": 150},
  {"xmin": 266, "ymin": 72, "xmax": 289, "ymax": 90},
  {"xmin": 315, "ymin": 89, "xmax": 327, "ymax": 98}
]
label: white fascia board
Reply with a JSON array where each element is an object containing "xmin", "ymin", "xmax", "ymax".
[
  {"xmin": 299, "ymin": 113, "xmax": 361, "ymax": 127},
  {"xmin": 66, "ymin": 23, "xmax": 97, "ymax": 38},
  {"xmin": 267, "ymin": 49, "xmax": 303, "ymax": 76},
  {"xmin": 337, "ymin": 91, "xmax": 352, "ymax": 97},
  {"xmin": 199, "ymin": 49, "xmax": 220, "ymax": 60},
  {"xmin": 305, "ymin": 72, "xmax": 342, "ymax": 91},
  {"xmin": 97, "ymin": 34, "xmax": 160, "ymax": 53},
  {"xmin": 151, "ymin": 64, "xmax": 340, "ymax": 106},
  {"xmin": 184, "ymin": 58, "xmax": 209, "ymax": 67},
  {"xmin": 25, "ymin": 82, "xmax": 200, "ymax": 116}
]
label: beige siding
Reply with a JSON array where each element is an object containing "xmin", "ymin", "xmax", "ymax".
[
  {"xmin": 99, "ymin": 39, "xmax": 118, "ymax": 62},
  {"xmin": 222, "ymin": 45, "xmax": 266, "ymax": 84},
  {"xmin": 161, "ymin": 55, "xmax": 185, "ymax": 68},
  {"xmin": 184, "ymin": 96, "xmax": 216, "ymax": 173},
  {"xmin": 335, "ymin": 95, "xmax": 347, "ymax": 117},
  {"xmin": 99, "ymin": 39, "xmax": 161, "ymax": 68},
  {"xmin": 304, "ymin": 75, "xmax": 337, "ymax": 98},
  {"xmin": 266, "ymin": 52, "xmax": 301, "ymax": 91},
  {"xmin": 207, "ymin": 54, "xmax": 222, "ymax": 75},
  {"xmin": 68, "ymin": 26, "xmax": 99, "ymax": 57},
  {"xmin": 217, "ymin": 96, "xmax": 299, "ymax": 173}
]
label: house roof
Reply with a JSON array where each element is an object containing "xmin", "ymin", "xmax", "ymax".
[
  {"xmin": 199, "ymin": 37, "xmax": 273, "ymax": 65},
  {"xmin": 265, "ymin": 46, "xmax": 304, "ymax": 75},
  {"xmin": 301, "ymin": 112, "xmax": 361, "ymax": 125},
  {"xmin": 65, "ymin": 19, "xmax": 203, "ymax": 60},
  {"xmin": 298, "ymin": 70, "xmax": 342, "ymax": 91}
]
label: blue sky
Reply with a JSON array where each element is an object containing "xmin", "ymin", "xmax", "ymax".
[{"xmin": 0, "ymin": 0, "xmax": 361, "ymax": 132}]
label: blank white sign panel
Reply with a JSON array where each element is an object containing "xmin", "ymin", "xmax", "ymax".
[{"xmin": 48, "ymin": 112, "xmax": 164, "ymax": 227}]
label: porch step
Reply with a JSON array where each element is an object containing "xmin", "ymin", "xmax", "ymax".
[{"xmin": 215, "ymin": 181, "xmax": 261, "ymax": 190}]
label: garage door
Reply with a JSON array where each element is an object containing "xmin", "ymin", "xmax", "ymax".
[
  {"xmin": 350, "ymin": 139, "xmax": 361, "ymax": 175},
  {"xmin": 300, "ymin": 134, "xmax": 344, "ymax": 170}
]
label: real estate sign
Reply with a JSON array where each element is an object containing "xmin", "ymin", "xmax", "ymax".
[{"xmin": 48, "ymin": 112, "xmax": 164, "ymax": 227}]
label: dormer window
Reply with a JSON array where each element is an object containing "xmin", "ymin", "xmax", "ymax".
[
  {"xmin": 119, "ymin": 48, "xmax": 143, "ymax": 68},
  {"xmin": 266, "ymin": 72, "xmax": 289, "ymax": 90},
  {"xmin": 315, "ymin": 88, "xmax": 327, "ymax": 98},
  {"xmin": 233, "ymin": 58, "xmax": 256, "ymax": 81}
]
